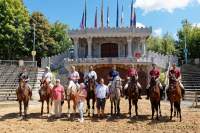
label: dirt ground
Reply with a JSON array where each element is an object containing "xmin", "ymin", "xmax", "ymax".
[{"xmin": 0, "ymin": 98, "xmax": 199, "ymax": 133}]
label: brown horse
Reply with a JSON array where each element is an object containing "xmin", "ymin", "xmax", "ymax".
[
  {"xmin": 39, "ymin": 80, "xmax": 52, "ymax": 116},
  {"xmin": 168, "ymin": 75, "xmax": 182, "ymax": 122},
  {"xmin": 149, "ymin": 76, "xmax": 162, "ymax": 120},
  {"xmin": 126, "ymin": 76, "xmax": 139, "ymax": 117},
  {"xmin": 86, "ymin": 77, "xmax": 96, "ymax": 116},
  {"xmin": 16, "ymin": 80, "xmax": 32, "ymax": 118},
  {"xmin": 64, "ymin": 80, "xmax": 78, "ymax": 118}
]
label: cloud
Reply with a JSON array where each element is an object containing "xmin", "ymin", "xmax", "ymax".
[
  {"xmin": 136, "ymin": 22, "xmax": 145, "ymax": 28},
  {"xmin": 134, "ymin": 0, "xmax": 192, "ymax": 14},
  {"xmin": 192, "ymin": 23, "xmax": 200, "ymax": 27},
  {"xmin": 197, "ymin": 0, "xmax": 200, "ymax": 4},
  {"xmin": 153, "ymin": 28, "xmax": 162, "ymax": 36}
]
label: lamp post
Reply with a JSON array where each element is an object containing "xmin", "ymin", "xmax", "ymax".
[
  {"xmin": 184, "ymin": 32, "xmax": 188, "ymax": 64},
  {"xmin": 31, "ymin": 21, "xmax": 36, "ymax": 65}
]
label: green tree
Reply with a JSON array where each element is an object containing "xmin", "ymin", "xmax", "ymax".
[
  {"xmin": 147, "ymin": 34, "xmax": 176, "ymax": 55},
  {"xmin": 177, "ymin": 19, "xmax": 200, "ymax": 61},
  {"xmin": 0, "ymin": 0, "xmax": 30, "ymax": 59},
  {"xmin": 49, "ymin": 21, "xmax": 72, "ymax": 55}
]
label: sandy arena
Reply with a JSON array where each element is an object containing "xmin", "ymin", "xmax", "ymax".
[{"xmin": 0, "ymin": 98, "xmax": 199, "ymax": 133}]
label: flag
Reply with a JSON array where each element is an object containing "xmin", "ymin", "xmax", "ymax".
[
  {"xmin": 84, "ymin": 0, "xmax": 87, "ymax": 28},
  {"xmin": 80, "ymin": 11, "xmax": 85, "ymax": 29},
  {"xmin": 116, "ymin": 0, "xmax": 119, "ymax": 28},
  {"xmin": 133, "ymin": 8, "xmax": 136, "ymax": 27},
  {"xmin": 130, "ymin": 0, "xmax": 133, "ymax": 27},
  {"xmin": 121, "ymin": 3, "xmax": 124, "ymax": 27},
  {"xmin": 107, "ymin": 5, "xmax": 110, "ymax": 27},
  {"xmin": 94, "ymin": 7, "xmax": 98, "ymax": 28},
  {"xmin": 101, "ymin": 0, "xmax": 104, "ymax": 28}
]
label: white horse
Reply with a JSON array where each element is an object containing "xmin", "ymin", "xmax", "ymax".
[
  {"xmin": 109, "ymin": 76, "xmax": 122, "ymax": 116},
  {"xmin": 64, "ymin": 80, "xmax": 79, "ymax": 118}
]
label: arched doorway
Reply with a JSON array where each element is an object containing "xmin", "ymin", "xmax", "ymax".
[{"xmin": 101, "ymin": 43, "xmax": 118, "ymax": 57}]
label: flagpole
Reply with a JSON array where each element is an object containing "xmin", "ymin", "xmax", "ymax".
[
  {"xmin": 101, "ymin": 0, "xmax": 104, "ymax": 29},
  {"xmin": 84, "ymin": 0, "xmax": 87, "ymax": 28},
  {"xmin": 116, "ymin": 0, "xmax": 119, "ymax": 28},
  {"xmin": 121, "ymin": 1, "xmax": 124, "ymax": 27},
  {"xmin": 107, "ymin": 0, "xmax": 110, "ymax": 28}
]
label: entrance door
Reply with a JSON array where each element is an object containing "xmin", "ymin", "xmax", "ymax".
[{"xmin": 101, "ymin": 43, "xmax": 118, "ymax": 57}]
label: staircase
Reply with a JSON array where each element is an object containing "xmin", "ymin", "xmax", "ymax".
[
  {"xmin": 181, "ymin": 64, "xmax": 200, "ymax": 102},
  {"xmin": 0, "ymin": 65, "xmax": 44, "ymax": 101}
]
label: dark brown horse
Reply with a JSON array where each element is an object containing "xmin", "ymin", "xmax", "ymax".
[
  {"xmin": 39, "ymin": 80, "xmax": 52, "ymax": 116},
  {"xmin": 149, "ymin": 76, "xmax": 162, "ymax": 120},
  {"xmin": 168, "ymin": 75, "xmax": 182, "ymax": 122},
  {"xmin": 86, "ymin": 77, "xmax": 96, "ymax": 116},
  {"xmin": 16, "ymin": 80, "xmax": 32, "ymax": 118},
  {"xmin": 126, "ymin": 76, "xmax": 139, "ymax": 117}
]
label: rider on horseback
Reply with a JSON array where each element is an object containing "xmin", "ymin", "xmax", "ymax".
[
  {"xmin": 16, "ymin": 67, "xmax": 32, "ymax": 101},
  {"xmin": 166, "ymin": 63, "xmax": 185, "ymax": 99},
  {"xmin": 146, "ymin": 63, "xmax": 162, "ymax": 99},
  {"xmin": 124, "ymin": 65, "xmax": 142, "ymax": 99},
  {"xmin": 39, "ymin": 66, "xmax": 53, "ymax": 101},
  {"xmin": 84, "ymin": 65, "xmax": 97, "ymax": 86},
  {"xmin": 109, "ymin": 65, "xmax": 119, "ymax": 81},
  {"xmin": 68, "ymin": 65, "xmax": 80, "ymax": 90}
]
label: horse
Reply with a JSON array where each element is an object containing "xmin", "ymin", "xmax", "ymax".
[
  {"xmin": 64, "ymin": 80, "xmax": 78, "ymax": 118},
  {"xmin": 39, "ymin": 80, "xmax": 52, "ymax": 116},
  {"xmin": 149, "ymin": 76, "xmax": 162, "ymax": 120},
  {"xmin": 167, "ymin": 74, "xmax": 182, "ymax": 122},
  {"xmin": 16, "ymin": 79, "xmax": 32, "ymax": 118},
  {"xmin": 86, "ymin": 77, "xmax": 96, "ymax": 117},
  {"xmin": 109, "ymin": 76, "xmax": 122, "ymax": 116},
  {"xmin": 126, "ymin": 75, "xmax": 139, "ymax": 118}
]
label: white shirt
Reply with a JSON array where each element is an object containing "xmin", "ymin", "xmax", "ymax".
[
  {"xmin": 85, "ymin": 71, "xmax": 97, "ymax": 80},
  {"xmin": 68, "ymin": 71, "xmax": 80, "ymax": 82},
  {"xmin": 42, "ymin": 72, "xmax": 52, "ymax": 82},
  {"xmin": 95, "ymin": 84, "xmax": 109, "ymax": 99}
]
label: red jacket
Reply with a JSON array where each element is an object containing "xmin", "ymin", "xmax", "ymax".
[
  {"xmin": 127, "ymin": 68, "xmax": 138, "ymax": 77},
  {"xmin": 169, "ymin": 68, "xmax": 180, "ymax": 79},
  {"xmin": 149, "ymin": 68, "xmax": 160, "ymax": 79}
]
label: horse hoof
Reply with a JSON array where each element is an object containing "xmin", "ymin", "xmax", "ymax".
[{"xmin": 68, "ymin": 114, "xmax": 70, "ymax": 118}]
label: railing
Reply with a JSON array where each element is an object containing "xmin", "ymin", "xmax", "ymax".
[{"xmin": 0, "ymin": 60, "xmax": 37, "ymax": 67}]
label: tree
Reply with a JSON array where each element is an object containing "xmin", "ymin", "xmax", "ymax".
[
  {"xmin": 177, "ymin": 19, "xmax": 200, "ymax": 61},
  {"xmin": 147, "ymin": 33, "xmax": 176, "ymax": 55},
  {"xmin": 0, "ymin": 0, "xmax": 30, "ymax": 59},
  {"xmin": 49, "ymin": 21, "xmax": 72, "ymax": 55}
]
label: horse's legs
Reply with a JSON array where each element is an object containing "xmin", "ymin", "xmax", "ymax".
[
  {"xmin": 129, "ymin": 98, "xmax": 132, "ymax": 117},
  {"xmin": 47, "ymin": 99, "xmax": 50, "ymax": 114},
  {"xmin": 179, "ymin": 103, "xmax": 182, "ymax": 122},
  {"xmin": 159, "ymin": 101, "xmax": 162, "ymax": 117},
  {"xmin": 23, "ymin": 100, "xmax": 28, "ymax": 118},
  {"xmin": 134, "ymin": 101, "xmax": 138, "ymax": 117},
  {"xmin": 151, "ymin": 102, "xmax": 154, "ymax": 120},
  {"xmin": 92, "ymin": 97, "xmax": 95, "ymax": 116},
  {"xmin": 117, "ymin": 99, "xmax": 120, "ymax": 116},
  {"xmin": 156, "ymin": 103, "xmax": 159, "ymax": 120},
  {"xmin": 111, "ymin": 100, "xmax": 113, "ymax": 116},
  {"xmin": 19, "ymin": 101, "xmax": 22, "ymax": 117},
  {"xmin": 67, "ymin": 100, "xmax": 70, "ymax": 117},
  {"xmin": 87, "ymin": 98, "xmax": 90, "ymax": 116},
  {"xmin": 41, "ymin": 101, "xmax": 44, "ymax": 115},
  {"xmin": 170, "ymin": 102, "xmax": 173, "ymax": 120}
]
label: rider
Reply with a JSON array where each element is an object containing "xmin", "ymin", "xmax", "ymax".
[
  {"xmin": 68, "ymin": 65, "xmax": 80, "ymax": 89},
  {"xmin": 124, "ymin": 65, "xmax": 142, "ymax": 99},
  {"xmin": 39, "ymin": 66, "xmax": 53, "ymax": 101},
  {"xmin": 166, "ymin": 63, "xmax": 185, "ymax": 99},
  {"xmin": 84, "ymin": 65, "xmax": 97, "ymax": 86},
  {"xmin": 16, "ymin": 67, "xmax": 32, "ymax": 100},
  {"xmin": 146, "ymin": 63, "xmax": 162, "ymax": 99},
  {"xmin": 108, "ymin": 65, "xmax": 119, "ymax": 81}
]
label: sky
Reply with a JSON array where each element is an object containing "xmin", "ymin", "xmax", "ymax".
[{"xmin": 24, "ymin": 0, "xmax": 200, "ymax": 39}]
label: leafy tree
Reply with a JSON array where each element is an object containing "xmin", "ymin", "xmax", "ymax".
[
  {"xmin": 0, "ymin": 0, "xmax": 30, "ymax": 59},
  {"xmin": 49, "ymin": 21, "xmax": 72, "ymax": 55},
  {"xmin": 177, "ymin": 19, "xmax": 200, "ymax": 61},
  {"xmin": 147, "ymin": 33, "xmax": 176, "ymax": 55}
]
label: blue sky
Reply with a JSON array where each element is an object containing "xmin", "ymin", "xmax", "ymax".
[{"xmin": 24, "ymin": 0, "xmax": 200, "ymax": 38}]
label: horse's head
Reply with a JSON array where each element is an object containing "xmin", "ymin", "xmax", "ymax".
[
  {"xmin": 130, "ymin": 75, "xmax": 137, "ymax": 83},
  {"xmin": 19, "ymin": 79, "xmax": 25, "ymax": 89},
  {"xmin": 150, "ymin": 76, "xmax": 157, "ymax": 86},
  {"xmin": 88, "ymin": 77, "xmax": 95, "ymax": 91},
  {"xmin": 169, "ymin": 74, "xmax": 177, "ymax": 82},
  {"xmin": 65, "ymin": 80, "xmax": 77, "ymax": 96}
]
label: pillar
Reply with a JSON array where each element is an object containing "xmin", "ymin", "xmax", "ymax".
[
  {"xmin": 127, "ymin": 37, "xmax": 132, "ymax": 58},
  {"xmin": 87, "ymin": 38, "xmax": 92, "ymax": 58},
  {"xmin": 141, "ymin": 38, "xmax": 146, "ymax": 56},
  {"xmin": 73, "ymin": 38, "xmax": 79, "ymax": 59}
]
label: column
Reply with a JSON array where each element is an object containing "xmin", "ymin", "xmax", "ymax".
[
  {"xmin": 73, "ymin": 38, "xmax": 79, "ymax": 59},
  {"xmin": 87, "ymin": 38, "xmax": 92, "ymax": 58},
  {"xmin": 141, "ymin": 38, "xmax": 146, "ymax": 56},
  {"xmin": 127, "ymin": 37, "xmax": 132, "ymax": 58}
]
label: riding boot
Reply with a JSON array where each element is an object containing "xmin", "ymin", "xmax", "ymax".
[
  {"xmin": 146, "ymin": 89, "xmax": 149, "ymax": 99},
  {"xmin": 138, "ymin": 89, "xmax": 142, "ymax": 99}
]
